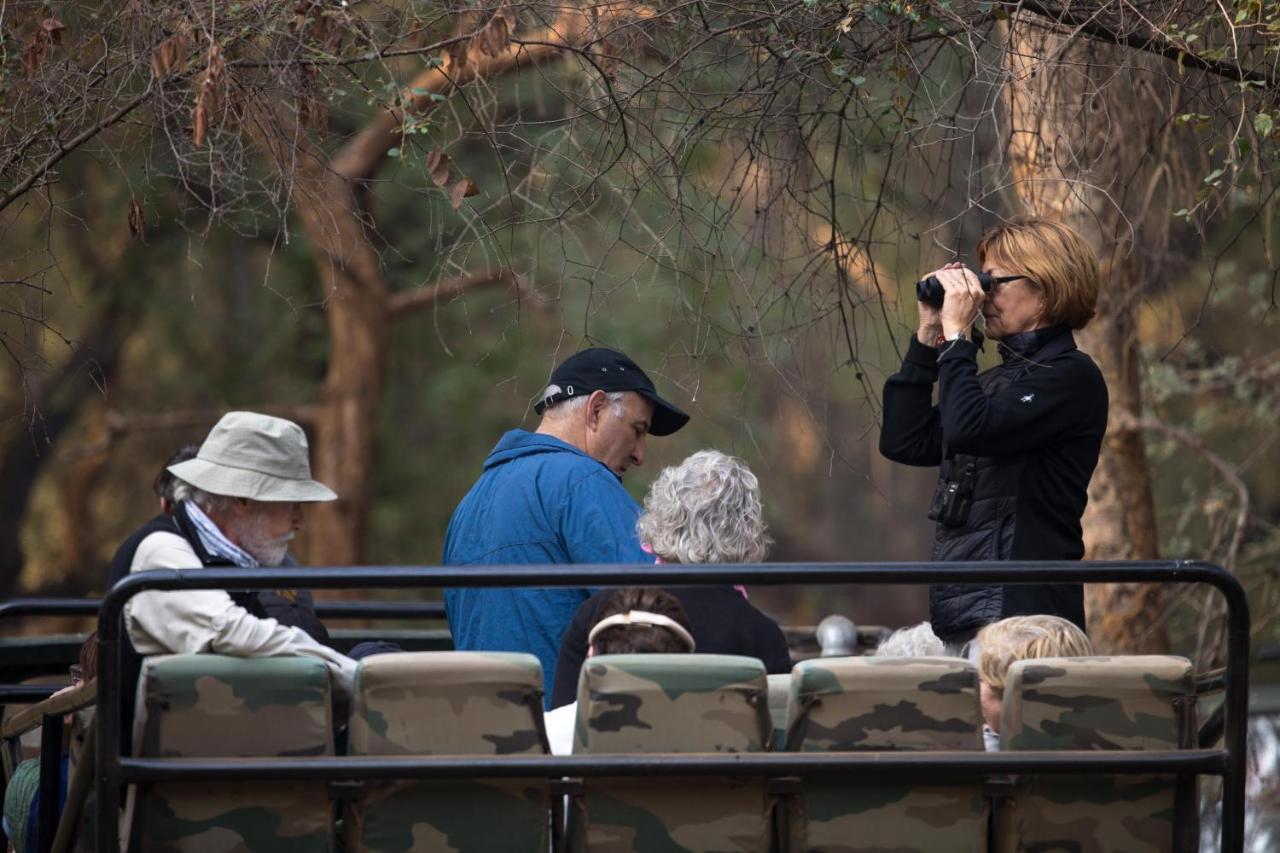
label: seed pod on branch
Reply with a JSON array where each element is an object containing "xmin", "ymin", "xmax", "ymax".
[
  {"xmin": 151, "ymin": 26, "xmax": 193, "ymax": 79},
  {"xmin": 427, "ymin": 149, "xmax": 452, "ymax": 187},
  {"xmin": 450, "ymin": 177, "xmax": 479, "ymax": 210},
  {"xmin": 192, "ymin": 42, "xmax": 224, "ymax": 147}
]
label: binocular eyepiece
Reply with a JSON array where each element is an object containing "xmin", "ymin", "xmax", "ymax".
[{"xmin": 915, "ymin": 270, "xmax": 999, "ymax": 308}]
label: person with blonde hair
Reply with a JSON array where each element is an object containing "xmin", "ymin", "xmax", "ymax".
[
  {"xmin": 975, "ymin": 614, "xmax": 1094, "ymax": 749},
  {"xmin": 549, "ymin": 450, "xmax": 791, "ymax": 708},
  {"xmin": 880, "ymin": 217, "xmax": 1108, "ymax": 651}
]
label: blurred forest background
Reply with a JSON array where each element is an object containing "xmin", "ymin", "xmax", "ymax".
[{"xmin": 1, "ymin": 0, "xmax": 1278, "ymax": 666}]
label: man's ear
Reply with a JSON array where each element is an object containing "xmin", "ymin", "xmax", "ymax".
[{"xmin": 584, "ymin": 390, "xmax": 608, "ymax": 432}]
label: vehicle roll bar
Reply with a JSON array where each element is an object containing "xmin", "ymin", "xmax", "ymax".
[
  {"xmin": 95, "ymin": 561, "xmax": 1250, "ymax": 853},
  {"xmin": 0, "ymin": 596, "xmax": 446, "ymax": 624}
]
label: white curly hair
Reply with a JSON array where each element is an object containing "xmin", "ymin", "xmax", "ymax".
[
  {"xmin": 873, "ymin": 622, "xmax": 945, "ymax": 657},
  {"xmin": 636, "ymin": 450, "xmax": 771, "ymax": 564}
]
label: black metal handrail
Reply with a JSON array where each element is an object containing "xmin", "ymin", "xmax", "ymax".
[
  {"xmin": 0, "ymin": 595, "xmax": 447, "ymax": 623},
  {"xmin": 121, "ymin": 749, "xmax": 1227, "ymax": 781},
  {"xmin": 0, "ymin": 597, "xmax": 99, "ymax": 621},
  {"xmin": 94, "ymin": 561, "xmax": 1251, "ymax": 853}
]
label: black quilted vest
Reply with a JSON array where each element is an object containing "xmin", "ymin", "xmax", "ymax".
[{"xmin": 928, "ymin": 326, "xmax": 1091, "ymax": 642}]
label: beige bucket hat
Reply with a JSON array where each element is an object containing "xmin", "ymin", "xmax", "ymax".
[{"xmin": 167, "ymin": 411, "xmax": 337, "ymax": 502}]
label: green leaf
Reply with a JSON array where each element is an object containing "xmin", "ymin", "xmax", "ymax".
[
  {"xmin": 387, "ymin": 147, "xmax": 400, "ymax": 158},
  {"xmin": 1255, "ymin": 112, "xmax": 1274, "ymax": 138}
]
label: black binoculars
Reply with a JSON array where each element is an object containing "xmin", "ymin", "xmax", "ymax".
[{"xmin": 915, "ymin": 270, "xmax": 1022, "ymax": 308}]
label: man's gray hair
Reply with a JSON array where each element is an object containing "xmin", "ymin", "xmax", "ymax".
[
  {"xmin": 541, "ymin": 390, "xmax": 627, "ymax": 420},
  {"xmin": 872, "ymin": 622, "xmax": 945, "ymax": 657},
  {"xmin": 170, "ymin": 479, "xmax": 233, "ymax": 513},
  {"xmin": 637, "ymin": 450, "xmax": 771, "ymax": 564}
]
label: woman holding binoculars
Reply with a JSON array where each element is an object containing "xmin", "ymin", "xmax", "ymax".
[{"xmin": 879, "ymin": 218, "xmax": 1109, "ymax": 653}]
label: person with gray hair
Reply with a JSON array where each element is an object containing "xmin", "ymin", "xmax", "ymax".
[
  {"xmin": 873, "ymin": 621, "xmax": 946, "ymax": 657},
  {"xmin": 444, "ymin": 347, "xmax": 690, "ymax": 705},
  {"xmin": 110, "ymin": 412, "xmax": 356, "ymax": 720},
  {"xmin": 549, "ymin": 449, "xmax": 792, "ymax": 707}
]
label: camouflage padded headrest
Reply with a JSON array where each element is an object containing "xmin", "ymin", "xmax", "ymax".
[
  {"xmin": 786, "ymin": 656, "xmax": 982, "ymax": 752},
  {"xmin": 575, "ymin": 654, "xmax": 769, "ymax": 754},
  {"xmin": 1003, "ymin": 655, "xmax": 1194, "ymax": 751},
  {"xmin": 349, "ymin": 651, "xmax": 546, "ymax": 756},
  {"xmin": 136, "ymin": 654, "xmax": 333, "ymax": 758}
]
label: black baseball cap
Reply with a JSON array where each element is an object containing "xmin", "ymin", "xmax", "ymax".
[{"xmin": 534, "ymin": 347, "xmax": 690, "ymax": 436}]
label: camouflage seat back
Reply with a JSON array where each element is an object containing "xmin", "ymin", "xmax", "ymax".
[
  {"xmin": 348, "ymin": 651, "xmax": 547, "ymax": 755},
  {"xmin": 996, "ymin": 655, "xmax": 1196, "ymax": 853},
  {"xmin": 345, "ymin": 651, "xmax": 550, "ymax": 853},
  {"xmin": 785, "ymin": 656, "xmax": 983, "ymax": 751},
  {"xmin": 575, "ymin": 654, "xmax": 770, "ymax": 754},
  {"xmin": 131, "ymin": 654, "xmax": 334, "ymax": 853},
  {"xmin": 784, "ymin": 657, "xmax": 988, "ymax": 853},
  {"xmin": 572, "ymin": 654, "xmax": 772, "ymax": 853}
]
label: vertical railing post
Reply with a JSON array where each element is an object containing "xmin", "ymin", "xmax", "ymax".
[{"xmin": 35, "ymin": 711, "xmax": 63, "ymax": 853}]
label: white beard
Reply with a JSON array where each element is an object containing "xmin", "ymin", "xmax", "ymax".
[{"xmin": 239, "ymin": 521, "xmax": 295, "ymax": 567}]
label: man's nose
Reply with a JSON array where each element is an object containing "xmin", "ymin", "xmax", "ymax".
[
  {"xmin": 291, "ymin": 503, "xmax": 304, "ymax": 530},
  {"xmin": 631, "ymin": 436, "xmax": 646, "ymax": 467}
]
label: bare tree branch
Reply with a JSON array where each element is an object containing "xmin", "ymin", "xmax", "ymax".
[
  {"xmin": 388, "ymin": 268, "xmax": 543, "ymax": 319},
  {"xmin": 1021, "ymin": 0, "xmax": 1277, "ymax": 89},
  {"xmin": 0, "ymin": 83, "xmax": 155, "ymax": 215}
]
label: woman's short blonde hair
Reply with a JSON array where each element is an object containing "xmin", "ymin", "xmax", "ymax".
[
  {"xmin": 636, "ymin": 450, "xmax": 771, "ymax": 565},
  {"xmin": 976, "ymin": 614, "xmax": 1093, "ymax": 693},
  {"xmin": 975, "ymin": 218, "xmax": 1100, "ymax": 330}
]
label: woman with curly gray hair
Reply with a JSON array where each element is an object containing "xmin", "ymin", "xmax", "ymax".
[{"xmin": 549, "ymin": 450, "xmax": 792, "ymax": 708}]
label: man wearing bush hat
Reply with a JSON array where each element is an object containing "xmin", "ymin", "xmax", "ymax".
[
  {"xmin": 114, "ymin": 411, "xmax": 355, "ymax": 696},
  {"xmin": 444, "ymin": 347, "xmax": 690, "ymax": 704}
]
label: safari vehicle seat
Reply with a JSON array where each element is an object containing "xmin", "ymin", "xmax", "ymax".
[
  {"xmin": 569, "ymin": 653, "xmax": 773, "ymax": 853},
  {"xmin": 344, "ymin": 651, "xmax": 551, "ymax": 853},
  {"xmin": 783, "ymin": 656, "xmax": 988, "ymax": 853},
  {"xmin": 129, "ymin": 654, "xmax": 335, "ymax": 852},
  {"xmin": 995, "ymin": 655, "xmax": 1197, "ymax": 853}
]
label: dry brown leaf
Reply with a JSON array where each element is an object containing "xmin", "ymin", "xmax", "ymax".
[
  {"xmin": 151, "ymin": 30, "xmax": 192, "ymax": 79},
  {"xmin": 193, "ymin": 88, "xmax": 209, "ymax": 146},
  {"xmin": 427, "ymin": 149, "xmax": 452, "ymax": 187},
  {"xmin": 22, "ymin": 25, "xmax": 49, "ymax": 76},
  {"xmin": 450, "ymin": 178, "xmax": 479, "ymax": 210},
  {"xmin": 206, "ymin": 42, "xmax": 225, "ymax": 80},
  {"xmin": 192, "ymin": 43, "xmax": 224, "ymax": 146},
  {"xmin": 476, "ymin": 14, "xmax": 510, "ymax": 57},
  {"xmin": 42, "ymin": 18, "xmax": 67, "ymax": 44},
  {"xmin": 127, "ymin": 197, "xmax": 147, "ymax": 244}
]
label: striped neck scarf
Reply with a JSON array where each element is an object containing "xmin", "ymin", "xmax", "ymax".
[{"xmin": 182, "ymin": 501, "xmax": 259, "ymax": 569}]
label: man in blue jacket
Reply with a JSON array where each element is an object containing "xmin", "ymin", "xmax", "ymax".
[{"xmin": 443, "ymin": 348, "xmax": 689, "ymax": 702}]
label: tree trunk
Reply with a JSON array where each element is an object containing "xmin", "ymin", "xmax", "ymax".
[
  {"xmin": 1003, "ymin": 17, "xmax": 1171, "ymax": 653},
  {"xmin": 269, "ymin": 9, "xmax": 633, "ymax": 567},
  {"xmin": 1075, "ymin": 267, "xmax": 1167, "ymax": 653}
]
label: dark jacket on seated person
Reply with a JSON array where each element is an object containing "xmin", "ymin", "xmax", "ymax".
[{"xmin": 551, "ymin": 586, "xmax": 792, "ymax": 708}]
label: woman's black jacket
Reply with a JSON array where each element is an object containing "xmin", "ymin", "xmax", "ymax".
[{"xmin": 879, "ymin": 324, "xmax": 1108, "ymax": 642}]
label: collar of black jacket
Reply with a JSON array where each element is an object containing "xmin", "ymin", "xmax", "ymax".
[{"xmin": 997, "ymin": 323, "xmax": 1072, "ymax": 362}]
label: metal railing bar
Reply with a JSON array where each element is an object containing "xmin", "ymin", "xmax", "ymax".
[{"xmin": 119, "ymin": 749, "xmax": 1229, "ymax": 782}]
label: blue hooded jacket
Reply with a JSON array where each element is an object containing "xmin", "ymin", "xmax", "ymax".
[{"xmin": 443, "ymin": 430, "xmax": 651, "ymax": 704}]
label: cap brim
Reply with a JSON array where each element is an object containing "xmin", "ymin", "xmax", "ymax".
[
  {"xmin": 637, "ymin": 390, "xmax": 690, "ymax": 436},
  {"xmin": 168, "ymin": 458, "xmax": 338, "ymax": 502}
]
